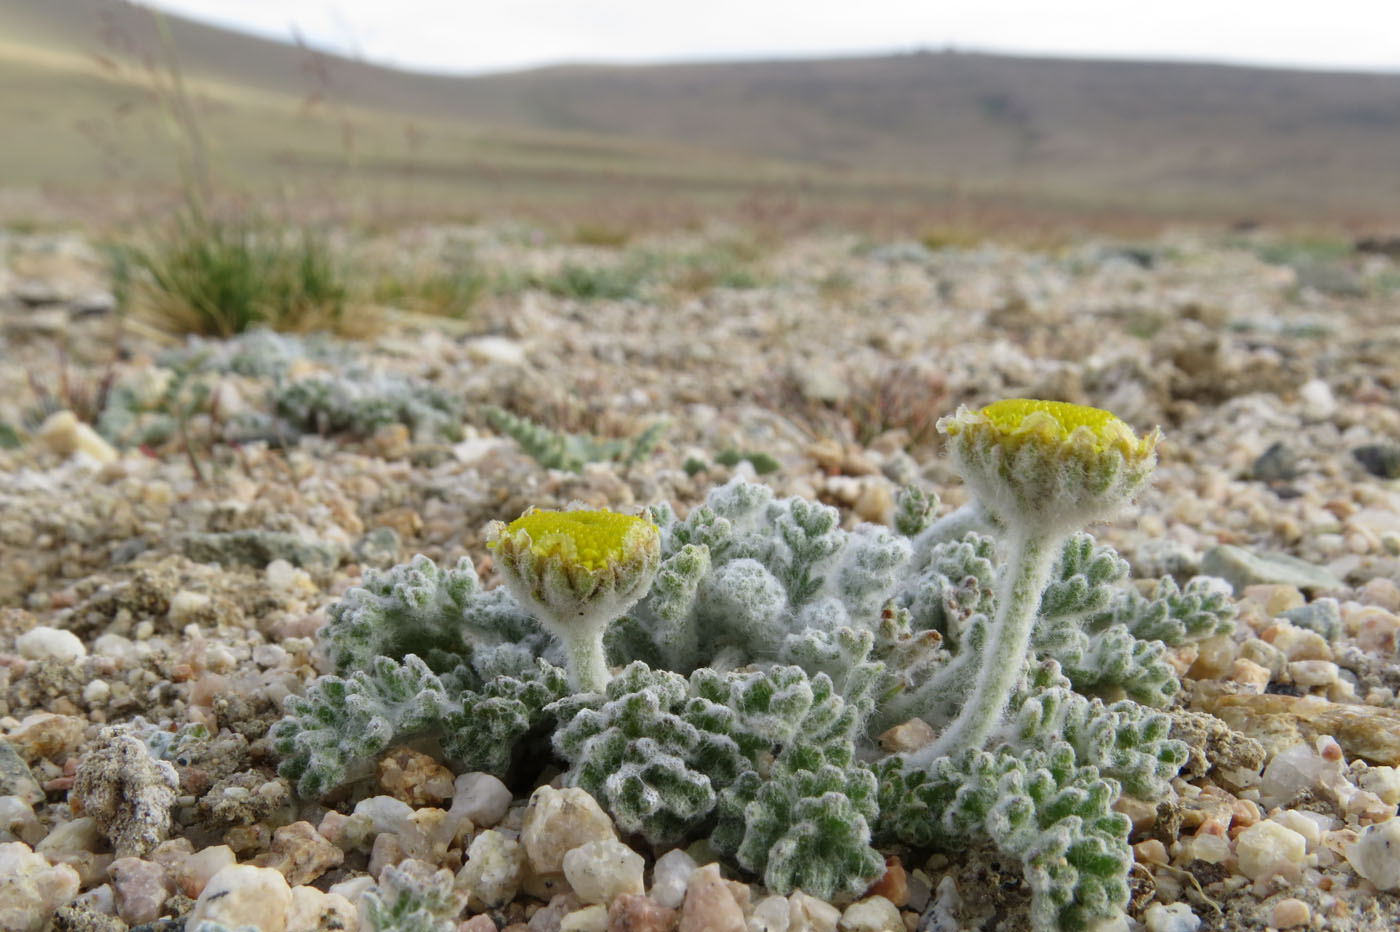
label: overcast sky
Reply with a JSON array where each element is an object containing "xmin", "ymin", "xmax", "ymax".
[{"xmin": 141, "ymin": 1, "xmax": 1400, "ymax": 75}]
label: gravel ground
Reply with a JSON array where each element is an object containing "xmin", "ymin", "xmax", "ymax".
[{"xmin": 1, "ymin": 224, "xmax": 1399, "ymax": 932}]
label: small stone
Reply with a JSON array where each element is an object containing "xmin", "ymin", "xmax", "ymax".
[
  {"xmin": 678, "ymin": 864, "xmax": 744, "ymax": 932},
  {"xmin": 452, "ymin": 772, "xmax": 514, "ymax": 829},
  {"xmin": 1360, "ymin": 577, "xmax": 1400, "ymax": 612},
  {"xmin": 187, "ymin": 863, "xmax": 293, "ymax": 932},
  {"xmin": 839, "ymin": 896, "xmax": 901, "ymax": 932},
  {"xmin": 795, "ymin": 367, "xmax": 849, "ymax": 405},
  {"xmin": 37, "ymin": 411, "xmax": 118, "ymax": 463},
  {"xmin": 1142, "ymin": 902, "xmax": 1200, "ymax": 932},
  {"xmin": 1280, "ymin": 598, "xmax": 1343, "ymax": 640},
  {"xmin": 865, "ymin": 855, "xmax": 907, "ymax": 908},
  {"xmin": 458, "ymin": 830, "xmax": 527, "ymax": 910},
  {"xmin": 108, "ymin": 856, "xmax": 171, "ymax": 925},
  {"xmin": 71, "ymin": 730, "xmax": 180, "ymax": 858},
  {"xmin": 521, "ymin": 787, "xmax": 617, "ymax": 875},
  {"xmin": 287, "ymin": 885, "xmax": 358, "ymax": 931},
  {"xmin": 252, "ymin": 820, "xmax": 344, "ymax": 886},
  {"xmin": 1250, "ymin": 441, "xmax": 1298, "ymax": 482},
  {"xmin": 649, "ymin": 848, "xmax": 697, "ymax": 909},
  {"xmin": 1234, "ymin": 820, "xmax": 1307, "ymax": 881},
  {"xmin": 530, "ymin": 892, "xmax": 584, "ymax": 932},
  {"xmin": 1288, "ymin": 660, "xmax": 1339, "ymax": 689},
  {"xmin": 1359, "ymin": 766, "xmax": 1400, "ymax": 806},
  {"xmin": 175, "ymin": 844, "xmax": 236, "ymax": 898},
  {"xmin": 1345, "ymin": 819, "xmax": 1400, "ymax": 890},
  {"xmin": 1271, "ymin": 898, "xmax": 1311, "ymax": 929},
  {"xmin": 14, "ymin": 627, "xmax": 87, "ymax": 664},
  {"xmin": 562, "ymin": 904, "xmax": 611, "ymax": 932},
  {"xmin": 1353, "ymin": 443, "xmax": 1400, "ymax": 480},
  {"xmin": 564, "ymin": 839, "xmax": 645, "ymax": 905},
  {"xmin": 1259, "ymin": 743, "xmax": 1329, "ymax": 806},
  {"xmin": 0, "ymin": 842, "xmax": 82, "ymax": 932},
  {"xmin": 1112, "ymin": 795, "xmax": 1158, "ymax": 836},
  {"xmin": 1270, "ymin": 624, "xmax": 1332, "ymax": 661},
  {"xmin": 788, "ymin": 891, "xmax": 841, "ymax": 932},
  {"xmin": 749, "ymin": 895, "xmax": 791, "ymax": 932},
  {"xmin": 378, "ymin": 747, "xmax": 456, "ymax": 806},
  {"xmin": 1229, "ymin": 658, "xmax": 1271, "ymax": 693},
  {"xmin": 0, "ymin": 743, "xmax": 45, "ymax": 806},
  {"xmin": 461, "ymin": 915, "xmax": 500, "ymax": 932},
  {"xmin": 372, "ymin": 423, "xmax": 413, "ymax": 459},
  {"xmin": 607, "ymin": 894, "xmax": 677, "ymax": 932},
  {"xmin": 466, "ymin": 336, "xmax": 528, "ymax": 366},
  {"xmin": 1298, "ymin": 380, "xmax": 1336, "ymax": 421},
  {"xmin": 369, "ymin": 831, "xmax": 406, "ymax": 878},
  {"xmin": 877, "ymin": 719, "xmax": 934, "ymax": 754},
  {"xmin": 166, "ymin": 591, "xmax": 212, "ymax": 626},
  {"xmin": 853, "ymin": 482, "xmax": 894, "ymax": 525},
  {"xmin": 354, "ymin": 795, "xmax": 417, "ymax": 837},
  {"xmin": 0, "ymin": 797, "xmax": 43, "ymax": 846},
  {"xmin": 6, "ymin": 713, "xmax": 86, "ymax": 764},
  {"xmin": 1201, "ymin": 545, "xmax": 1343, "ymax": 594}
]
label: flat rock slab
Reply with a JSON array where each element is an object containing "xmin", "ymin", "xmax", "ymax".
[
  {"xmin": 1201, "ymin": 544, "xmax": 1344, "ymax": 594},
  {"xmin": 1199, "ymin": 692, "xmax": 1400, "ymax": 766}
]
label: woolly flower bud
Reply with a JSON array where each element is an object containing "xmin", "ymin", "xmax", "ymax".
[
  {"xmin": 489, "ymin": 508, "xmax": 661, "ymax": 628},
  {"xmin": 488, "ymin": 508, "xmax": 660, "ymax": 692},
  {"xmin": 938, "ymin": 399, "xmax": 1159, "ymax": 536}
]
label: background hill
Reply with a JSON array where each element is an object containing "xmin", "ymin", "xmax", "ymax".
[{"xmin": 3, "ymin": 0, "xmax": 1399, "ymax": 228}]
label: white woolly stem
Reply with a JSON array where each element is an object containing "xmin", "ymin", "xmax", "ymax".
[
  {"xmin": 560, "ymin": 626, "xmax": 610, "ymax": 693},
  {"xmin": 909, "ymin": 525, "xmax": 1059, "ymax": 767}
]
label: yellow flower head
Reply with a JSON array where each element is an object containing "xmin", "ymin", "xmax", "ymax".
[
  {"xmin": 497, "ymin": 509, "xmax": 654, "ymax": 573},
  {"xmin": 938, "ymin": 399, "xmax": 1159, "ymax": 535},
  {"xmin": 487, "ymin": 507, "xmax": 661, "ymax": 632}
]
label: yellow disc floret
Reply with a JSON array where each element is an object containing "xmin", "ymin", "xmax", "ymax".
[
  {"xmin": 945, "ymin": 399, "xmax": 1152, "ymax": 460},
  {"xmin": 499, "ymin": 509, "xmax": 654, "ymax": 573},
  {"xmin": 937, "ymin": 398, "xmax": 1160, "ymax": 536}
]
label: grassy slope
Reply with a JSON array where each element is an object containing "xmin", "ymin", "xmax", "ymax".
[{"xmin": 3, "ymin": 0, "xmax": 1399, "ymax": 225}]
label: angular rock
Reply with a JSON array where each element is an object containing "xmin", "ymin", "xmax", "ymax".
[
  {"xmin": 452, "ymin": 772, "xmax": 514, "ymax": 829},
  {"xmin": 252, "ymin": 820, "xmax": 344, "ymax": 886},
  {"xmin": 378, "ymin": 747, "xmax": 455, "ymax": 806},
  {"xmin": 186, "ymin": 863, "xmax": 292, "ymax": 932},
  {"xmin": 521, "ymin": 787, "xmax": 617, "ymax": 875},
  {"xmin": 649, "ymin": 849, "xmax": 696, "ymax": 910},
  {"xmin": 0, "ymin": 842, "xmax": 82, "ymax": 932},
  {"xmin": 1345, "ymin": 820, "xmax": 1400, "ymax": 890},
  {"xmin": 1250, "ymin": 441, "xmax": 1298, "ymax": 483},
  {"xmin": 1199, "ymin": 692, "xmax": 1400, "ymax": 765},
  {"xmin": 458, "ymin": 829, "xmax": 526, "ymax": 910},
  {"xmin": 36, "ymin": 411, "xmax": 117, "ymax": 463},
  {"xmin": 109, "ymin": 856, "xmax": 171, "ymax": 925},
  {"xmin": 608, "ymin": 894, "xmax": 677, "ymax": 932},
  {"xmin": 1353, "ymin": 443, "xmax": 1400, "ymax": 480},
  {"xmin": 0, "ymin": 742, "xmax": 44, "ymax": 806},
  {"xmin": 1201, "ymin": 545, "xmax": 1342, "ymax": 594},
  {"xmin": 563, "ymin": 839, "xmax": 645, "ymax": 905},
  {"xmin": 678, "ymin": 865, "xmax": 743, "ymax": 932},
  {"xmin": 287, "ymin": 885, "xmax": 358, "ymax": 930},
  {"xmin": 840, "ymin": 896, "xmax": 902, "ymax": 932}
]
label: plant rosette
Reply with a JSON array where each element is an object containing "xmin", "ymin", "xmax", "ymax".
[{"xmin": 487, "ymin": 507, "xmax": 661, "ymax": 692}]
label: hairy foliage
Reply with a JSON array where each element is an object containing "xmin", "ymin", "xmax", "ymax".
[{"xmin": 484, "ymin": 405, "xmax": 665, "ymax": 472}]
